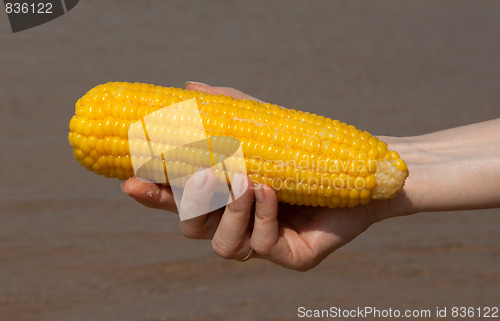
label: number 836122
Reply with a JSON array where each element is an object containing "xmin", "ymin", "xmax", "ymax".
[{"xmin": 5, "ymin": 2, "xmax": 53, "ymax": 14}]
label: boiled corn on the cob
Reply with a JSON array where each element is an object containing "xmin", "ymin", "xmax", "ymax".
[{"xmin": 68, "ymin": 82, "xmax": 408, "ymax": 208}]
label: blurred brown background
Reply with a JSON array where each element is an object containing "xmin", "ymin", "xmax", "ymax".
[{"xmin": 0, "ymin": 1, "xmax": 499, "ymax": 320}]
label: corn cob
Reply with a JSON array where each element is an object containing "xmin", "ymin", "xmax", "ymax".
[{"xmin": 68, "ymin": 82, "xmax": 408, "ymax": 208}]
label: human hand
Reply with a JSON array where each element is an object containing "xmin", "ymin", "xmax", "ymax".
[{"xmin": 121, "ymin": 82, "xmax": 413, "ymax": 271}]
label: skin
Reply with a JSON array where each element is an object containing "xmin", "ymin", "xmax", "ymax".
[{"xmin": 121, "ymin": 82, "xmax": 500, "ymax": 271}]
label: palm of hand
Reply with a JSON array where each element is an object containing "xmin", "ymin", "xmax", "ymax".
[{"xmin": 264, "ymin": 200, "xmax": 379, "ymax": 270}]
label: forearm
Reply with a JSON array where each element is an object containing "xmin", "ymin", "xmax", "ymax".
[{"xmin": 379, "ymin": 118, "xmax": 500, "ymax": 219}]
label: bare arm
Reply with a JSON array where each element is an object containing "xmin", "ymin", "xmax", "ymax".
[{"xmin": 379, "ymin": 118, "xmax": 500, "ymax": 220}]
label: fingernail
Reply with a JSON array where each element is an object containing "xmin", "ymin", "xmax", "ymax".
[
  {"xmin": 254, "ymin": 183, "xmax": 265, "ymax": 203},
  {"xmin": 120, "ymin": 182, "xmax": 130, "ymax": 195},
  {"xmin": 185, "ymin": 81, "xmax": 209, "ymax": 87},
  {"xmin": 192, "ymin": 170, "xmax": 208, "ymax": 190},
  {"xmin": 231, "ymin": 173, "xmax": 247, "ymax": 198}
]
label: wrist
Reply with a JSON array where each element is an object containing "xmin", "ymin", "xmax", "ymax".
[
  {"xmin": 373, "ymin": 135, "xmax": 431, "ymax": 221},
  {"xmin": 376, "ymin": 121, "xmax": 500, "ymax": 220}
]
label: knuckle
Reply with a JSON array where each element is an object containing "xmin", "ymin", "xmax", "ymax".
[{"xmin": 255, "ymin": 214, "xmax": 275, "ymax": 226}]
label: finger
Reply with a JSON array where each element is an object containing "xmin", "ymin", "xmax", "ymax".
[
  {"xmin": 178, "ymin": 169, "xmax": 217, "ymax": 218},
  {"xmin": 178, "ymin": 169, "xmax": 224, "ymax": 239},
  {"xmin": 250, "ymin": 184, "xmax": 294, "ymax": 264},
  {"xmin": 184, "ymin": 81, "xmax": 264, "ymax": 102},
  {"xmin": 122, "ymin": 177, "xmax": 178, "ymax": 213},
  {"xmin": 211, "ymin": 174, "xmax": 254, "ymax": 260}
]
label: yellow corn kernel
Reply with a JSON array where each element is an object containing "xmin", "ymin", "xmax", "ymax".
[
  {"xmin": 360, "ymin": 189, "xmax": 371, "ymax": 200},
  {"xmin": 365, "ymin": 175, "xmax": 377, "ymax": 190},
  {"xmin": 389, "ymin": 150, "xmax": 400, "ymax": 160},
  {"xmin": 394, "ymin": 158, "xmax": 408, "ymax": 172}
]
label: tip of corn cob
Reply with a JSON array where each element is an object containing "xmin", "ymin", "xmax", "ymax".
[
  {"xmin": 372, "ymin": 158, "xmax": 408, "ymax": 199},
  {"xmin": 69, "ymin": 81, "xmax": 409, "ymax": 208}
]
